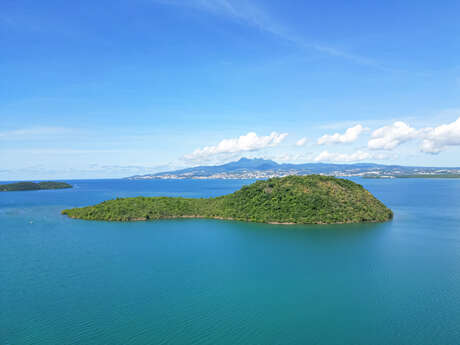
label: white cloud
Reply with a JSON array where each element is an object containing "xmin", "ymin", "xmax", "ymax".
[
  {"xmin": 420, "ymin": 117, "xmax": 460, "ymax": 154},
  {"xmin": 368, "ymin": 121, "xmax": 418, "ymax": 150},
  {"xmin": 184, "ymin": 131, "xmax": 288, "ymax": 161},
  {"xmin": 296, "ymin": 137, "xmax": 308, "ymax": 146},
  {"xmin": 317, "ymin": 124, "xmax": 367, "ymax": 145},
  {"xmin": 266, "ymin": 152, "xmax": 314, "ymax": 163},
  {"xmin": 314, "ymin": 150, "xmax": 375, "ymax": 163}
]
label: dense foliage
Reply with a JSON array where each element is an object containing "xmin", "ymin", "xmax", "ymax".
[
  {"xmin": 0, "ymin": 181, "xmax": 72, "ymax": 191},
  {"xmin": 62, "ymin": 175, "xmax": 393, "ymax": 224}
]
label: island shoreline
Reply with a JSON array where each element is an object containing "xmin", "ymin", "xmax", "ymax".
[
  {"xmin": 65, "ymin": 213, "xmax": 391, "ymax": 225},
  {"xmin": 62, "ymin": 175, "xmax": 393, "ymax": 225}
]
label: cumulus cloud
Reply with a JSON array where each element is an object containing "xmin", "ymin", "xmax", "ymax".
[
  {"xmin": 366, "ymin": 115, "xmax": 460, "ymax": 154},
  {"xmin": 420, "ymin": 117, "xmax": 460, "ymax": 154},
  {"xmin": 313, "ymin": 150, "xmax": 374, "ymax": 162},
  {"xmin": 184, "ymin": 131, "xmax": 288, "ymax": 161},
  {"xmin": 296, "ymin": 137, "xmax": 308, "ymax": 146},
  {"xmin": 317, "ymin": 124, "xmax": 367, "ymax": 145},
  {"xmin": 368, "ymin": 121, "xmax": 418, "ymax": 150}
]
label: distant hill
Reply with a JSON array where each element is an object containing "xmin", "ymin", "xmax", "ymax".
[
  {"xmin": 0, "ymin": 181, "xmax": 72, "ymax": 192},
  {"xmin": 62, "ymin": 175, "xmax": 393, "ymax": 224},
  {"xmin": 127, "ymin": 157, "xmax": 460, "ymax": 180}
]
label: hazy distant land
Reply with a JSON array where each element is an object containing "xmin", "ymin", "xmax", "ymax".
[{"xmin": 127, "ymin": 158, "xmax": 460, "ymax": 180}]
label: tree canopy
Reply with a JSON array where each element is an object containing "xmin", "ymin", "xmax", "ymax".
[
  {"xmin": 62, "ymin": 175, "xmax": 393, "ymax": 224},
  {"xmin": 0, "ymin": 181, "xmax": 72, "ymax": 192}
]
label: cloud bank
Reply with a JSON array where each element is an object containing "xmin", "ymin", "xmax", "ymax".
[
  {"xmin": 420, "ymin": 117, "xmax": 460, "ymax": 154},
  {"xmin": 184, "ymin": 131, "xmax": 288, "ymax": 161},
  {"xmin": 183, "ymin": 115, "xmax": 460, "ymax": 165},
  {"xmin": 314, "ymin": 150, "xmax": 375, "ymax": 163},
  {"xmin": 317, "ymin": 124, "xmax": 366, "ymax": 145},
  {"xmin": 366, "ymin": 116, "xmax": 460, "ymax": 154},
  {"xmin": 368, "ymin": 121, "xmax": 418, "ymax": 150}
]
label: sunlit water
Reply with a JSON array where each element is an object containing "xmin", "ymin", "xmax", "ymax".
[{"xmin": 1, "ymin": 178, "xmax": 460, "ymax": 345}]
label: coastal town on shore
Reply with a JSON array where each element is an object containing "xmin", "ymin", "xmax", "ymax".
[{"xmin": 129, "ymin": 166, "xmax": 460, "ymax": 180}]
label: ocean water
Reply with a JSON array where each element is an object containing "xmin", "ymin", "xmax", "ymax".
[{"xmin": 1, "ymin": 178, "xmax": 460, "ymax": 345}]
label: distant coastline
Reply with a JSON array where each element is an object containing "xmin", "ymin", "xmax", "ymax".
[
  {"xmin": 363, "ymin": 174, "xmax": 460, "ymax": 179},
  {"xmin": 126, "ymin": 158, "xmax": 460, "ymax": 180}
]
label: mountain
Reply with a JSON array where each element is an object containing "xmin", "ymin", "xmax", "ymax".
[
  {"xmin": 127, "ymin": 157, "xmax": 460, "ymax": 180},
  {"xmin": 62, "ymin": 175, "xmax": 393, "ymax": 224}
]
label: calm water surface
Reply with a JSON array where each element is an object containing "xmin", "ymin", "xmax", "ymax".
[{"xmin": 1, "ymin": 178, "xmax": 460, "ymax": 345}]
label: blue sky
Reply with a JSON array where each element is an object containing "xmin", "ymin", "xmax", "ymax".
[{"xmin": 1, "ymin": 0, "xmax": 460, "ymax": 179}]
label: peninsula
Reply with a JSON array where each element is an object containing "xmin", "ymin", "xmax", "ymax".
[
  {"xmin": 0, "ymin": 181, "xmax": 72, "ymax": 192},
  {"xmin": 62, "ymin": 175, "xmax": 392, "ymax": 224}
]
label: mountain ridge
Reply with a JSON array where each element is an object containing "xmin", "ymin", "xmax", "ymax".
[{"xmin": 127, "ymin": 158, "xmax": 460, "ymax": 179}]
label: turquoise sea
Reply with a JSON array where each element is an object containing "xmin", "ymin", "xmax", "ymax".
[{"xmin": 1, "ymin": 178, "xmax": 460, "ymax": 345}]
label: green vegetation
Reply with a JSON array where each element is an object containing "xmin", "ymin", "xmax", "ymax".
[
  {"xmin": 62, "ymin": 175, "xmax": 392, "ymax": 224},
  {"xmin": 0, "ymin": 181, "xmax": 72, "ymax": 192}
]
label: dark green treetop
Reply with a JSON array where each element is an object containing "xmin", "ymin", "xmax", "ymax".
[
  {"xmin": 62, "ymin": 175, "xmax": 392, "ymax": 224},
  {"xmin": 0, "ymin": 181, "xmax": 72, "ymax": 192}
]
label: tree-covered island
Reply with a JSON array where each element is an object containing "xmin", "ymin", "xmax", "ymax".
[
  {"xmin": 62, "ymin": 175, "xmax": 392, "ymax": 224},
  {"xmin": 0, "ymin": 181, "xmax": 72, "ymax": 192}
]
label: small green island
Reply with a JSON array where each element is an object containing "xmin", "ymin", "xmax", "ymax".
[
  {"xmin": 62, "ymin": 175, "xmax": 392, "ymax": 224},
  {"xmin": 0, "ymin": 181, "xmax": 72, "ymax": 192}
]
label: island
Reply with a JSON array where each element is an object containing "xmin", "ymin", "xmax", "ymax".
[
  {"xmin": 0, "ymin": 181, "xmax": 72, "ymax": 192},
  {"xmin": 62, "ymin": 175, "xmax": 392, "ymax": 224}
]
